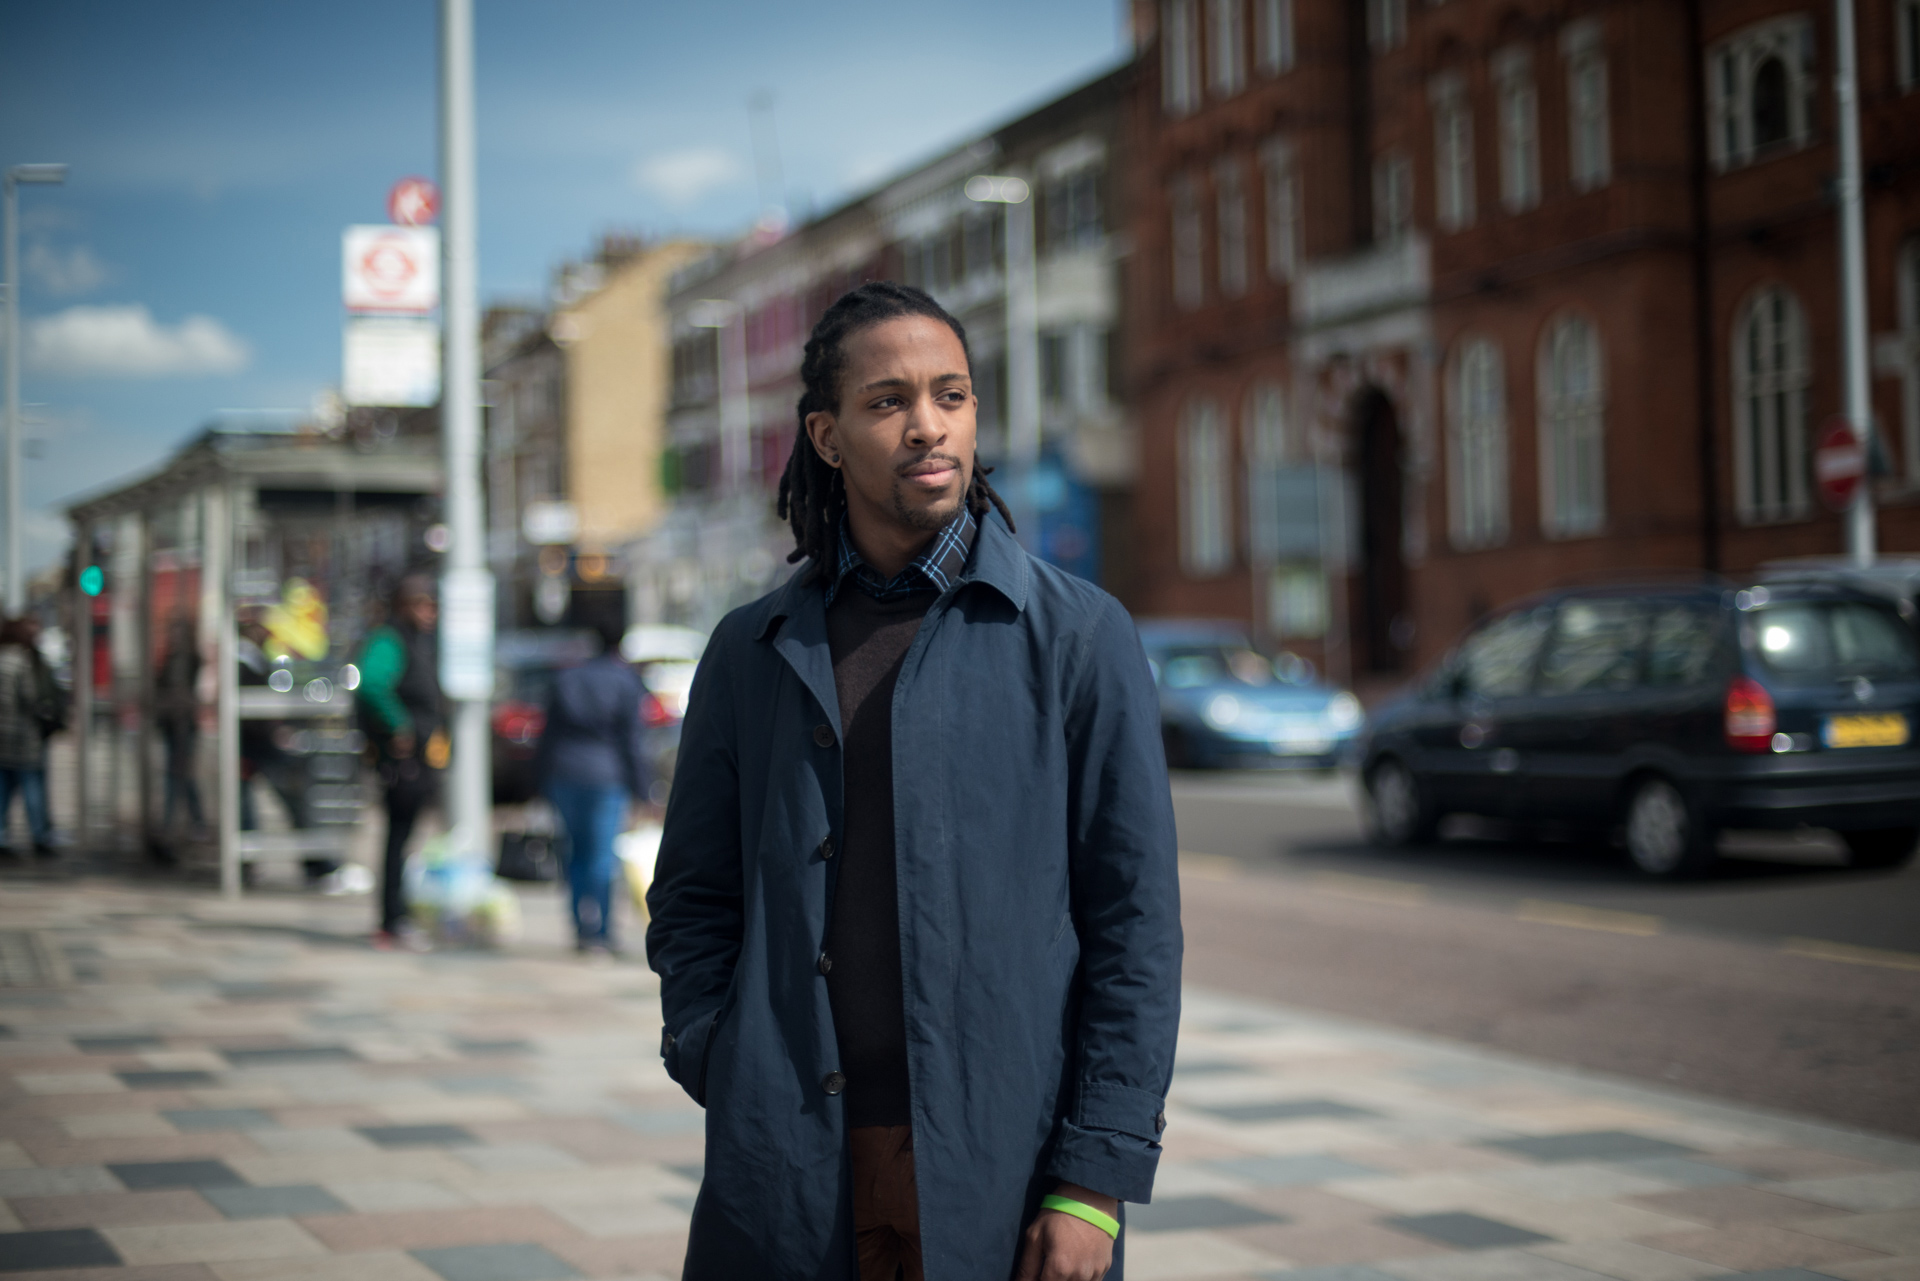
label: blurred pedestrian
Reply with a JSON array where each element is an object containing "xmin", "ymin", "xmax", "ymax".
[
  {"xmin": 647, "ymin": 283, "xmax": 1180, "ymax": 1281},
  {"xmin": 236, "ymin": 615, "xmax": 319, "ymax": 871},
  {"xmin": 355, "ymin": 576, "xmax": 444, "ymax": 951},
  {"xmin": 156, "ymin": 617, "xmax": 206, "ymax": 838},
  {"xmin": 536, "ymin": 617, "xmax": 649, "ymax": 956},
  {"xmin": 0, "ymin": 616, "xmax": 62, "ymax": 858}
]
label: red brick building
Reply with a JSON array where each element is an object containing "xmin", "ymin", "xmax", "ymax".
[{"xmin": 1124, "ymin": 0, "xmax": 1920, "ymax": 690}]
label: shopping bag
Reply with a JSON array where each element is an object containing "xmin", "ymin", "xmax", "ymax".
[
  {"xmin": 496, "ymin": 831, "xmax": 560, "ymax": 883},
  {"xmin": 614, "ymin": 823, "xmax": 663, "ymax": 920}
]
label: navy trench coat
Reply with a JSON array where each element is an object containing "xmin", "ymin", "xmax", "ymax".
[{"xmin": 646, "ymin": 512, "xmax": 1182, "ymax": 1281}]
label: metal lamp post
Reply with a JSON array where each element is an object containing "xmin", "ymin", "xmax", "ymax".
[
  {"xmin": 1832, "ymin": 0, "xmax": 1876, "ymax": 567},
  {"xmin": 4, "ymin": 163, "xmax": 67, "ymax": 618},
  {"xmin": 965, "ymin": 174, "xmax": 1039, "ymax": 548}
]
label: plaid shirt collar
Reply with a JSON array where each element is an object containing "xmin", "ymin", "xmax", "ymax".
[{"xmin": 824, "ymin": 505, "xmax": 978, "ymax": 606}]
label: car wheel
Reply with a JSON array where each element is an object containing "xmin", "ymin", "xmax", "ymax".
[
  {"xmin": 1365, "ymin": 758, "xmax": 1437, "ymax": 846},
  {"xmin": 1842, "ymin": 827, "xmax": 1918, "ymax": 870},
  {"xmin": 1623, "ymin": 775, "xmax": 1716, "ymax": 879}
]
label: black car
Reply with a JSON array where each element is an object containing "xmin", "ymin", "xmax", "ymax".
[{"xmin": 1358, "ymin": 579, "xmax": 1920, "ymax": 877}]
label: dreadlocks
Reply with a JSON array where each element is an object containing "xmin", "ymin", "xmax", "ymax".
[{"xmin": 775, "ymin": 281, "xmax": 1013, "ymax": 574}]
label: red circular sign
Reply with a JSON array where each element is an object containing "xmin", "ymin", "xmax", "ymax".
[
  {"xmin": 358, "ymin": 234, "xmax": 421, "ymax": 301},
  {"xmin": 1814, "ymin": 415, "xmax": 1866, "ymax": 512},
  {"xmin": 387, "ymin": 177, "xmax": 440, "ymax": 227}
]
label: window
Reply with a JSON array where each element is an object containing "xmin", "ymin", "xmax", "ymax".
[
  {"xmin": 1538, "ymin": 315, "xmax": 1605, "ymax": 537},
  {"xmin": 1457, "ymin": 607, "xmax": 1552, "ymax": 697},
  {"xmin": 1245, "ymin": 381, "xmax": 1289, "ymax": 559},
  {"xmin": 1494, "ymin": 47, "xmax": 1539, "ymax": 212},
  {"xmin": 1209, "ymin": 0, "xmax": 1246, "ymax": 97},
  {"xmin": 1733, "ymin": 286, "xmax": 1811, "ymax": 523},
  {"xmin": 1164, "ymin": 0, "xmax": 1203, "ymax": 116},
  {"xmin": 1646, "ymin": 602, "xmax": 1721, "ymax": 686},
  {"xmin": 1171, "ymin": 173, "xmax": 1206, "ymax": 309},
  {"xmin": 1563, "ymin": 20, "xmax": 1611, "ymax": 189},
  {"xmin": 1899, "ymin": 237, "xmax": 1920, "ymax": 484},
  {"xmin": 1447, "ymin": 337, "xmax": 1508, "ymax": 549},
  {"xmin": 1707, "ymin": 17, "xmax": 1814, "ymax": 169},
  {"xmin": 1040, "ymin": 332, "xmax": 1070, "ymax": 405},
  {"xmin": 1538, "ymin": 599, "xmax": 1646, "ymax": 695},
  {"xmin": 1902, "ymin": 0, "xmax": 1920, "ymax": 90},
  {"xmin": 1369, "ymin": 0, "xmax": 1407, "ymax": 51},
  {"xmin": 1216, "ymin": 157, "xmax": 1249, "ymax": 297},
  {"xmin": 1262, "ymin": 138, "xmax": 1300, "ymax": 280},
  {"xmin": 1373, "ymin": 149, "xmax": 1413, "ymax": 243},
  {"xmin": 963, "ymin": 211, "xmax": 1001, "ymax": 279},
  {"xmin": 1181, "ymin": 398, "xmax": 1233, "ymax": 576},
  {"xmin": 1255, "ymin": 0, "xmax": 1294, "ymax": 74},
  {"xmin": 1045, "ymin": 166, "xmax": 1104, "ymax": 253},
  {"xmin": 1431, "ymin": 73, "xmax": 1475, "ymax": 230}
]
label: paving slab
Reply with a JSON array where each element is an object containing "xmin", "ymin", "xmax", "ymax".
[{"xmin": 2, "ymin": 881, "xmax": 1918, "ymax": 1280}]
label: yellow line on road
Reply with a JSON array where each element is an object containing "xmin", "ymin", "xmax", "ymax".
[
  {"xmin": 1782, "ymin": 938, "xmax": 1920, "ymax": 971},
  {"xmin": 1311, "ymin": 871, "xmax": 1429, "ymax": 906},
  {"xmin": 1514, "ymin": 900, "xmax": 1662, "ymax": 936},
  {"xmin": 1178, "ymin": 851, "xmax": 1242, "ymax": 880}
]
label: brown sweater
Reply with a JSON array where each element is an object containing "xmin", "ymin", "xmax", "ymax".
[{"xmin": 823, "ymin": 585, "xmax": 936, "ymax": 1128}]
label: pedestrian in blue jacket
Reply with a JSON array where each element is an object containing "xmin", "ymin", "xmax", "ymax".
[
  {"xmin": 646, "ymin": 282, "xmax": 1182, "ymax": 1281},
  {"xmin": 538, "ymin": 617, "xmax": 650, "ymax": 954}
]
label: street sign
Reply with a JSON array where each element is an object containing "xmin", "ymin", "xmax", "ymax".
[
  {"xmin": 343, "ymin": 225, "xmax": 440, "ymax": 313},
  {"xmin": 1814, "ymin": 416, "xmax": 1867, "ymax": 512},
  {"xmin": 387, "ymin": 176, "xmax": 440, "ymax": 227},
  {"xmin": 439, "ymin": 568, "xmax": 496, "ymax": 701},
  {"xmin": 343, "ymin": 317, "xmax": 440, "ymax": 407}
]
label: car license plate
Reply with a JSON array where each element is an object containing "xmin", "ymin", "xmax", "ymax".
[{"xmin": 1822, "ymin": 713, "xmax": 1911, "ymax": 749}]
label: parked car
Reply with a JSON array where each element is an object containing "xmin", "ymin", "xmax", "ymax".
[
  {"xmin": 1136, "ymin": 619, "xmax": 1364, "ymax": 770},
  {"xmin": 620, "ymin": 624, "xmax": 708, "ymax": 804},
  {"xmin": 490, "ymin": 629, "xmax": 598, "ymax": 804},
  {"xmin": 1357, "ymin": 579, "xmax": 1920, "ymax": 878},
  {"xmin": 1761, "ymin": 556, "xmax": 1920, "ymax": 641}
]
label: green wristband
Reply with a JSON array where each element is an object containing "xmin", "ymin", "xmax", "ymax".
[{"xmin": 1040, "ymin": 1194, "xmax": 1120, "ymax": 1239}]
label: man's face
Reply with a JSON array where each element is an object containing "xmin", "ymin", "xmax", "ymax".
[
  {"xmin": 404, "ymin": 595, "xmax": 438, "ymax": 633},
  {"xmin": 806, "ymin": 315, "xmax": 976, "ymax": 536}
]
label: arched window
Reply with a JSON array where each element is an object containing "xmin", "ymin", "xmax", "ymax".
[
  {"xmin": 1751, "ymin": 56, "xmax": 1790, "ymax": 148},
  {"xmin": 1180, "ymin": 398, "xmax": 1233, "ymax": 576},
  {"xmin": 1733, "ymin": 286, "xmax": 1811, "ymax": 523},
  {"xmin": 1707, "ymin": 17, "xmax": 1814, "ymax": 169},
  {"xmin": 1538, "ymin": 316, "xmax": 1606, "ymax": 537},
  {"xmin": 1448, "ymin": 338, "xmax": 1509, "ymax": 549}
]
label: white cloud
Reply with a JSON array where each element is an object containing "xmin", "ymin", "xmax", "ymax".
[
  {"xmin": 25, "ymin": 243, "xmax": 111, "ymax": 297},
  {"xmin": 632, "ymin": 147, "xmax": 744, "ymax": 207},
  {"xmin": 27, "ymin": 305, "xmax": 250, "ymax": 378}
]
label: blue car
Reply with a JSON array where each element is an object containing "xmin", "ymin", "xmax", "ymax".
[{"xmin": 1137, "ymin": 620, "xmax": 1365, "ymax": 770}]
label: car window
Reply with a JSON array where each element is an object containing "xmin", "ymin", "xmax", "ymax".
[
  {"xmin": 1157, "ymin": 645, "xmax": 1305, "ymax": 689},
  {"xmin": 1646, "ymin": 603, "xmax": 1721, "ymax": 687},
  {"xmin": 1457, "ymin": 608, "xmax": 1552, "ymax": 698},
  {"xmin": 1754, "ymin": 601, "xmax": 1920, "ymax": 681},
  {"xmin": 1538, "ymin": 599, "xmax": 1646, "ymax": 695}
]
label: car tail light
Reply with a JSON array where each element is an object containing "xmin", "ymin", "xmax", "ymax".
[
  {"xmin": 493, "ymin": 703, "xmax": 545, "ymax": 746},
  {"xmin": 641, "ymin": 692, "xmax": 676, "ymax": 729},
  {"xmin": 1724, "ymin": 676, "xmax": 1775, "ymax": 753}
]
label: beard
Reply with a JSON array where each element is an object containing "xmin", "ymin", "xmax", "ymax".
[{"xmin": 889, "ymin": 457, "xmax": 969, "ymax": 532}]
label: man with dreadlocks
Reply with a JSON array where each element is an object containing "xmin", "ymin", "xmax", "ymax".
[{"xmin": 647, "ymin": 281, "xmax": 1180, "ymax": 1281}]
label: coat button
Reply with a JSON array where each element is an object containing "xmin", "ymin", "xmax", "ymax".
[
  {"xmin": 1154, "ymin": 1110, "xmax": 1167, "ymax": 1135},
  {"xmin": 813, "ymin": 723, "xmax": 835, "ymax": 748},
  {"xmin": 819, "ymin": 836, "xmax": 835, "ymax": 860},
  {"xmin": 817, "ymin": 951, "xmax": 832, "ymax": 975},
  {"xmin": 661, "ymin": 1030, "xmax": 676, "ymax": 1057},
  {"xmin": 821, "ymin": 1071, "xmax": 846, "ymax": 1095}
]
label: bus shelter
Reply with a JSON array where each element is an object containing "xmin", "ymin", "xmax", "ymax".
[{"xmin": 66, "ymin": 424, "xmax": 443, "ymax": 895}]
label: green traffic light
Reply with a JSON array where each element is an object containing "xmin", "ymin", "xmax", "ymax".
[{"xmin": 79, "ymin": 565, "xmax": 103, "ymax": 596}]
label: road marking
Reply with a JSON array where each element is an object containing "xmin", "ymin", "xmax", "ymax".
[
  {"xmin": 1179, "ymin": 851, "xmax": 1242, "ymax": 880},
  {"xmin": 1515, "ymin": 900, "xmax": 1662, "ymax": 937},
  {"xmin": 1311, "ymin": 871, "xmax": 1429, "ymax": 906},
  {"xmin": 1782, "ymin": 938, "xmax": 1920, "ymax": 972}
]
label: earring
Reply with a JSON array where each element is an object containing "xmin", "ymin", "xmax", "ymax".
[{"xmin": 831, "ymin": 453, "xmax": 840, "ymax": 464}]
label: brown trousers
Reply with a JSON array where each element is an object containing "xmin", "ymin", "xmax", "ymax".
[{"xmin": 850, "ymin": 1125, "xmax": 922, "ymax": 1281}]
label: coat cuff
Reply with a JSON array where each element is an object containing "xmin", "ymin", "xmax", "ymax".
[
  {"xmin": 1042, "ymin": 1120, "xmax": 1163, "ymax": 1204},
  {"xmin": 660, "ymin": 1006, "xmax": 720, "ymax": 1107}
]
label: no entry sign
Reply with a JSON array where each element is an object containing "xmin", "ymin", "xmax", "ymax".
[
  {"xmin": 1814, "ymin": 416, "xmax": 1866, "ymax": 512},
  {"xmin": 388, "ymin": 177, "xmax": 440, "ymax": 227},
  {"xmin": 342, "ymin": 225, "xmax": 440, "ymax": 314}
]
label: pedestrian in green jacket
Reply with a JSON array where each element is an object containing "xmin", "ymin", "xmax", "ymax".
[{"xmin": 357, "ymin": 575, "xmax": 444, "ymax": 950}]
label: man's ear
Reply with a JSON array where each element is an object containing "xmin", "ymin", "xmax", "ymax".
[{"xmin": 805, "ymin": 410, "xmax": 841, "ymax": 468}]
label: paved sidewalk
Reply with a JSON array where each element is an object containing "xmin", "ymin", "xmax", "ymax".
[{"xmin": 1, "ymin": 880, "xmax": 1918, "ymax": 1281}]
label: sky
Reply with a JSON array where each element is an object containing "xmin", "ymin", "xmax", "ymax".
[{"xmin": 0, "ymin": 0, "xmax": 1130, "ymax": 574}]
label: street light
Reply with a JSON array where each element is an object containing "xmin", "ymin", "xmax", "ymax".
[
  {"xmin": 966, "ymin": 173, "xmax": 1039, "ymax": 549},
  {"xmin": 690, "ymin": 299, "xmax": 749, "ymax": 497},
  {"xmin": 4, "ymin": 163, "xmax": 67, "ymax": 618}
]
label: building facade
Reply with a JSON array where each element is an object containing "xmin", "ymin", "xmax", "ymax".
[
  {"xmin": 1126, "ymin": 0, "xmax": 1920, "ymax": 690},
  {"xmin": 632, "ymin": 66, "xmax": 1136, "ymax": 632}
]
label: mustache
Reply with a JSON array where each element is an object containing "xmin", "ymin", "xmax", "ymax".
[{"xmin": 896, "ymin": 452, "xmax": 964, "ymax": 477}]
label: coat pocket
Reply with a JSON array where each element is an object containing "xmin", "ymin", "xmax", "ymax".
[{"xmin": 663, "ymin": 1005, "xmax": 723, "ymax": 1108}]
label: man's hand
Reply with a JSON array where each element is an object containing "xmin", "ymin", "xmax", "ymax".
[
  {"xmin": 1013, "ymin": 1183, "xmax": 1116, "ymax": 1281},
  {"xmin": 389, "ymin": 731, "xmax": 415, "ymax": 759}
]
